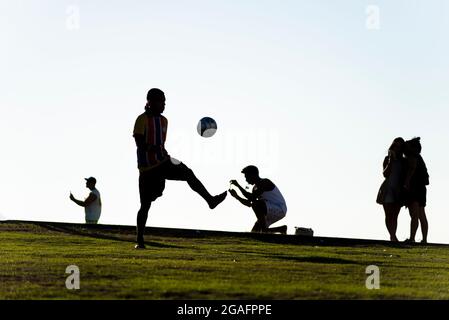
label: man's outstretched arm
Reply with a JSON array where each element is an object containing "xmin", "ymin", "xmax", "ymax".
[
  {"xmin": 230, "ymin": 180, "xmax": 255, "ymax": 201},
  {"xmin": 229, "ymin": 190, "xmax": 252, "ymax": 207},
  {"xmin": 70, "ymin": 193, "xmax": 97, "ymax": 208}
]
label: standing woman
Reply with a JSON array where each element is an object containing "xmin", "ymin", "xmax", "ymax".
[
  {"xmin": 377, "ymin": 137, "xmax": 406, "ymax": 242},
  {"xmin": 404, "ymin": 137, "xmax": 430, "ymax": 243}
]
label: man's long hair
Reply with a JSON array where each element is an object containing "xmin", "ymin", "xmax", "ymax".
[{"xmin": 145, "ymin": 88, "xmax": 164, "ymax": 110}]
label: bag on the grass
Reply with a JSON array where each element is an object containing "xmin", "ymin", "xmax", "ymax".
[{"xmin": 295, "ymin": 227, "xmax": 314, "ymax": 237}]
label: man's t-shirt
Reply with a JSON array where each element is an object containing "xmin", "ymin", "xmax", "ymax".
[
  {"xmin": 85, "ymin": 188, "xmax": 102, "ymax": 222},
  {"xmin": 133, "ymin": 111, "xmax": 169, "ymax": 171}
]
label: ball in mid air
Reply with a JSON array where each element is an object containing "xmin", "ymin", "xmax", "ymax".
[{"xmin": 197, "ymin": 117, "xmax": 218, "ymax": 138}]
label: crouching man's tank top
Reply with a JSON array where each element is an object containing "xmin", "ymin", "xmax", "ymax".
[{"xmin": 260, "ymin": 185, "xmax": 287, "ymax": 213}]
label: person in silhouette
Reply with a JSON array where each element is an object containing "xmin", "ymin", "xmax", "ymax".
[
  {"xmin": 229, "ymin": 165, "xmax": 287, "ymax": 234},
  {"xmin": 133, "ymin": 88, "xmax": 227, "ymax": 249},
  {"xmin": 376, "ymin": 137, "xmax": 406, "ymax": 242},
  {"xmin": 69, "ymin": 177, "xmax": 102, "ymax": 224},
  {"xmin": 403, "ymin": 137, "xmax": 429, "ymax": 243}
]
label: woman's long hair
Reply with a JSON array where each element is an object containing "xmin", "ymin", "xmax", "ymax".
[{"xmin": 388, "ymin": 137, "xmax": 405, "ymax": 156}]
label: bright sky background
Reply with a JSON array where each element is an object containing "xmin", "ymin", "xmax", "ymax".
[{"xmin": 1, "ymin": 1, "xmax": 449, "ymax": 243}]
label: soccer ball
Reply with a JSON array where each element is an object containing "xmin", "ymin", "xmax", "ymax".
[{"xmin": 197, "ymin": 117, "xmax": 218, "ymax": 138}]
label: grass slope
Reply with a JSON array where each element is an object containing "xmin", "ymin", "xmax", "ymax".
[{"xmin": 1, "ymin": 222, "xmax": 449, "ymax": 299}]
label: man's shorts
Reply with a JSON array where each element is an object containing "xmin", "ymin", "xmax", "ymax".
[
  {"xmin": 264, "ymin": 200, "xmax": 287, "ymax": 227},
  {"xmin": 139, "ymin": 158, "xmax": 193, "ymax": 205}
]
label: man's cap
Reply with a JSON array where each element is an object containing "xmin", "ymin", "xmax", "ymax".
[
  {"xmin": 85, "ymin": 177, "xmax": 97, "ymax": 184},
  {"xmin": 241, "ymin": 165, "xmax": 259, "ymax": 176}
]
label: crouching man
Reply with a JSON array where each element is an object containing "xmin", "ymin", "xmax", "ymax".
[{"xmin": 229, "ymin": 165, "xmax": 287, "ymax": 234}]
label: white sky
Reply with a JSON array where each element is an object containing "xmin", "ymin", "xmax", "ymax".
[{"xmin": 1, "ymin": 1, "xmax": 449, "ymax": 242}]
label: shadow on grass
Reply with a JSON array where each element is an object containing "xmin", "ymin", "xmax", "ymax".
[
  {"xmin": 265, "ymin": 254, "xmax": 358, "ymax": 265},
  {"xmin": 225, "ymin": 248, "xmax": 360, "ymax": 265},
  {"xmin": 247, "ymin": 235, "xmax": 410, "ymax": 249},
  {"xmin": 35, "ymin": 223, "xmax": 182, "ymax": 249}
]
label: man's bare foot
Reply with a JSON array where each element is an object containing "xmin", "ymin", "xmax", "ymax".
[{"xmin": 209, "ymin": 192, "xmax": 227, "ymax": 209}]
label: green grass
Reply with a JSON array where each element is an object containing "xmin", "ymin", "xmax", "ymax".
[{"xmin": 1, "ymin": 222, "xmax": 449, "ymax": 299}]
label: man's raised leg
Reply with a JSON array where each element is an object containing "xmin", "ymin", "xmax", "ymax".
[
  {"xmin": 187, "ymin": 173, "xmax": 227, "ymax": 209},
  {"xmin": 167, "ymin": 162, "xmax": 227, "ymax": 209}
]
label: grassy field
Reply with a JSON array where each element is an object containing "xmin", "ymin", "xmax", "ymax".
[{"xmin": 1, "ymin": 221, "xmax": 449, "ymax": 299}]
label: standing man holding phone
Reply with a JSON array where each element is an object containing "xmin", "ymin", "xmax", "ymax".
[{"xmin": 70, "ymin": 177, "xmax": 102, "ymax": 224}]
